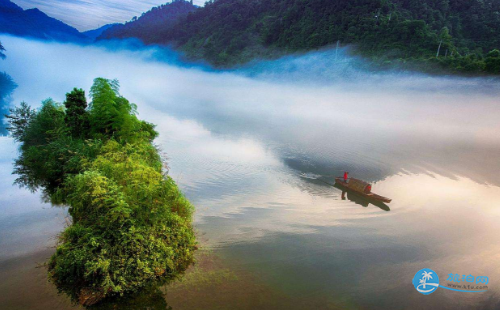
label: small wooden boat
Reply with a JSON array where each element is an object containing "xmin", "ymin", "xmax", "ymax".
[
  {"xmin": 335, "ymin": 177, "xmax": 392, "ymax": 203},
  {"xmin": 333, "ymin": 183, "xmax": 391, "ymax": 211}
]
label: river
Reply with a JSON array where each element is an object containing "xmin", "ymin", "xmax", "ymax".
[{"xmin": 1, "ymin": 35, "xmax": 499, "ymax": 310}]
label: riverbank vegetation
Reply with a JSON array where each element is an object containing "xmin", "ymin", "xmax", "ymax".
[
  {"xmin": 0, "ymin": 40, "xmax": 17, "ymax": 135},
  {"xmin": 100, "ymin": 0, "xmax": 500, "ymax": 75},
  {"xmin": 6, "ymin": 78, "xmax": 196, "ymax": 306}
]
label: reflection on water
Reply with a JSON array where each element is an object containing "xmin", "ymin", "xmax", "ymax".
[
  {"xmin": 0, "ymin": 35, "xmax": 500, "ymax": 309},
  {"xmin": 336, "ymin": 185, "xmax": 391, "ymax": 211},
  {"xmin": 92, "ymin": 287, "xmax": 172, "ymax": 310}
]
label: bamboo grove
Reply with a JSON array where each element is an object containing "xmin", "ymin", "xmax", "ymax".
[{"xmin": 6, "ymin": 78, "xmax": 196, "ymax": 306}]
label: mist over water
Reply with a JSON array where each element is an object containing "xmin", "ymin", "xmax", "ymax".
[
  {"xmin": 1, "ymin": 35, "xmax": 500, "ymax": 309},
  {"xmin": 5, "ymin": 35, "xmax": 499, "ymax": 183}
]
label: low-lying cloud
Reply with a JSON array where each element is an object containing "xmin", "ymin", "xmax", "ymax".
[{"xmin": 2, "ymin": 35, "xmax": 500, "ymax": 186}]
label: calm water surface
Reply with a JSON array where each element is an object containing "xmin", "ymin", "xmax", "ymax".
[{"xmin": 1, "ymin": 36, "xmax": 500, "ymax": 310}]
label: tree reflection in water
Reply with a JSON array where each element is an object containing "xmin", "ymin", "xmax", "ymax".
[{"xmin": 91, "ymin": 286, "xmax": 171, "ymax": 310}]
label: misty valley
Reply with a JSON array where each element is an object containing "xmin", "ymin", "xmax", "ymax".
[
  {"xmin": 1, "ymin": 0, "xmax": 500, "ymax": 308},
  {"xmin": 0, "ymin": 35, "xmax": 499, "ymax": 309}
]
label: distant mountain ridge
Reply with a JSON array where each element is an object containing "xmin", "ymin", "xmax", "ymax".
[
  {"xmin": 99, "ymin": 0, "xmax": 197, "ymax": 42},
  {"xmin": 0, "ymin": 0, "xmax": 198, "ymax": 44},
  {"xmin": 0, "ymin": 0, "xmax": 87, "ymax": 42},
  {"xmin": 83, "ymin": 24, "xmax": 120, "ymax": 41}
]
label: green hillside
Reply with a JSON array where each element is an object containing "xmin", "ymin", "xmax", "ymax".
[{"xmin": 102, "ymin": 0, "xmax": 500, "ymax": 73}]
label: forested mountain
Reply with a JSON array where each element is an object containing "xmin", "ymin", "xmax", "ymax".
[
  {"xmin": 0, "ymin": 0, "xmax": 87, "ymax": 42},
  {"xmin": 101, "ymin": 0, "xmax": 500, "ymax": 74},
  {"xmin": 99, "ymin": 0, "xmax": 197, "ymax": 42}
]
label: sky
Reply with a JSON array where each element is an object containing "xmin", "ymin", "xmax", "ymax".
[{"xmin": 14, "ymin": 0, "xmax": 206, "ymax": 31}]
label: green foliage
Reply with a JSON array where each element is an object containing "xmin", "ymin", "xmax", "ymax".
[
  {"xmin": 7, "ymin": 78, "xmax": 195, "ymax": 306},
  {"xmin": 101, "ymin": 0, "xmax": 500, "ymax": 74},
  {"xmin": 9, "ymin": 99, "xmax": 72, "ymax": 190},
  {"xmin": 88, "ymin": 78, "xmax": 127, "ymax": 138},
  {"xmin": 5, "ymin": 101, "xmax": 34, "ymax": 140},
  {"xmin": 88, "ymin": 78, "xmax": 157, "ymax": 143},
  {"xmin": 1, "ymin": 73, "xmax": 18, "ymax": 135},
  {"xmin": 485, "ymin": 49, "xmax": 500, "ymax": 74},
  {"xmin": 64, "ymin": 88, "xmax": 89, "ymax": 138}
]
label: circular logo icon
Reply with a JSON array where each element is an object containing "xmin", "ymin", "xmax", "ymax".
[{"xmin": 413, "ymin": 268, "xmax": 440, "ymax": 295}]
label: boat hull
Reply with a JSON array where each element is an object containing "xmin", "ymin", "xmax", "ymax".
[{"xmin": 335, "ymin": 178, "xmax": 392, "ymax": 203}]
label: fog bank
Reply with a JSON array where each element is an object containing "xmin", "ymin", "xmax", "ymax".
[{"xmin": 2, "ymin": 35, "xmax": 500, "ymax": 186}]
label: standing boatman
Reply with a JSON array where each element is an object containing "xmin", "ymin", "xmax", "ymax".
[{"xmin": 343, "ymin": 171, "xmax": 349, "ymax": 183}]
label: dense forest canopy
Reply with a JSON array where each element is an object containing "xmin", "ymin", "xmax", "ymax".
[
  {"xmin": 6, "ymin": 79, "xmax": 196, "ymax": 306},
  {"xmin": 100, "ymin": 0, "xmax": 500, "ymax": 74}
]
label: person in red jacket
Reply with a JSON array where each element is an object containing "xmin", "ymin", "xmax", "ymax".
[
  {"xmin": 343, "ymin": 171, "xmax": 349, "ymax": 183},
  {"xmin": 365, "ymin": 184, "xmax": 372, "ymax": 193}
]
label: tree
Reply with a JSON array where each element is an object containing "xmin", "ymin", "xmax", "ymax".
[
  {"xmin": 89, "ymin": 78, "xmax": 123, "ymax": 136},
  {"xmin": 437, "ymin": 27, "xmax": 453, "ymax": 57},
  {"xmin": 64, "ymin": 88, "xmax": 88, "ymax": 137},
  {"xmin": 88, "ymin": 78, "xmax": 156, "ymax": 143},
  {"xmin": 0, "ymin": 72, "xmax": 18, "ymax": 135},
  {"xmin": 0, "ymin": 41, "xmax": 5, "ymax": 59},
  {"xmin": 4, "ymin": 79, "xmax": 195, "ymax": 305},
  {"xmin": 5, "ymin": 101, "xmax": 35, "ymax": 141},
  {"xmin": 485, "ymin": 49, "xmax": 500, "ymax": 74},
  {"xmin": 0, "ymin": 41, "xmax": 17, "ymax": 135}
]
